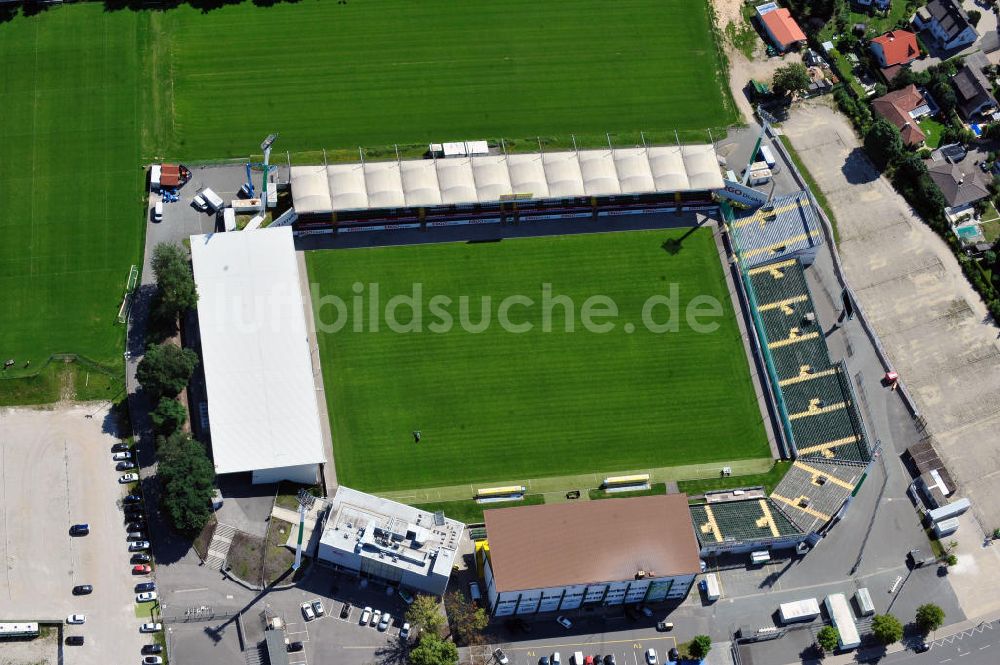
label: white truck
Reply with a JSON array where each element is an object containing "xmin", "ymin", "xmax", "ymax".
[
  {"xmin": 700, "ymin": 573, "xmax": 720, "ymax": 601},
  {"xmin": 222, "ymin": 208, "xmax": 237, "ymax": 232},
  {"xmin": 200, "ymin": 188, "xmax": 224, "ymax": 213},
  {"xmin": 742, "ymin": 162, "xmax": 773, "ymax": 186},
  {"xmin": 779, "ymin": 598, "xmax": 821, "ymax": 624}
]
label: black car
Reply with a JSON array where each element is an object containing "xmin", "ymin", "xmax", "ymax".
[
  {"xmin": 915, "ymin": 642, "xmax": 930, "ymax": 653},
  {"xmin": 603, "ymin": 656, "xmax": 616, "ymax": 665},
  {"xmin": 287, "ymin": 641, "xmax": 304, "ymax": 652},
  {"xmin": 124, "ymin": 510, "xmax": 145, "ymax": 520},
  {"xmin": 116, "ymin": 461, "xmax": 136, "ymax": 471},
  {"xmin": 131, "ymin": 553, "xmax": 151, "ymax": 564},
  {"xmin": 142, "ymin": 645, "xmax": 163, "ymax": 654},
  {"xmin": 127, "ymin": 522, "xmax": 145, "ymax": 532},
  {"xmin": 123, "ymin": 494, "xmax": 142, "ymax": 504},
  {"xmin": 340, "ymin": 602, "xmax": 352, "ymax": 619},
  {"xmin": 112, "ymin": 442, "xmax": 130, "ymax": 453},
  {"xmin": 73, "ymin": 584, "xmax": 93, "ymax": 595},
  {"xmin": 667, "ymin": 648, "xmax": 679, "ymax": 662},
  {"xmin": 66, "ymin": 635, "xmax": 85, "ymax": 646},
  {"xmin": 135, "ymin": 582, "xmax": 156, "ymax": 592},
  {"xmin": 69, "ymin": 524, "xmax": 90, "ymax": 536}
]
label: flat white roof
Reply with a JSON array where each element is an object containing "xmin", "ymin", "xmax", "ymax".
[
  {"xmin": 190, "ymin": 227, "xmax": 326, "ymax": 475},
  {"xmin": 291, "ymin": 144, "xmax": 724, "ymax": 214}
]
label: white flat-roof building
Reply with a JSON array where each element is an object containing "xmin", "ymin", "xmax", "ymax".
[
  {"xmin": 317, "ymin": 486, "xmax": 463, "ymax": 596},
  {"xmin": 190, "ymin": 226, "xmax": 326, "ymax": 484}
]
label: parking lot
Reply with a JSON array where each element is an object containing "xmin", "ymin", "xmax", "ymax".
[{"xmin": 0, "ymin": 405, "xmax": 152, "ymax": 664}]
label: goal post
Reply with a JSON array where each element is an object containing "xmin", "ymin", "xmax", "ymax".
[{"xmin": 117, "ymin": 264, "xmax": 139, "ymax": 324}]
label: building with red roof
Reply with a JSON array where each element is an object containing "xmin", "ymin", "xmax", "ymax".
[
  {"xmin": 871, "ymin": 85, "xmax": 931, "ymax": 146},
  {"xmin": 870, "ymin": 30, "xmax": 920, "ymax": 68},
  {"xmin": 757, "ymin": 5, "xmax": 807, "ymax": 52}
]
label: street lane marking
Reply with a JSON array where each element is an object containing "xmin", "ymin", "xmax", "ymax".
[
  {"xmin": 506, "ymin": 637, "xmax": 676, "ymax": 651},
  {"xmin": 173, "ymin": 587, "xmax": 209, "ymax": 593}
]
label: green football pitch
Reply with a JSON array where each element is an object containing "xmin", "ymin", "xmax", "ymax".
[
  {"xmin": 0, "ymin": 0, "xmax": 734, "ymax": 402},
  {"xmin": 307, "ymin": 229, "xmax": 771, "ymax": 493}
]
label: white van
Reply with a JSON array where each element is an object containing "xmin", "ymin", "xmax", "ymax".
[
  {"xmin": 700, "ymin": 573, "xmax": 720, "ymax": 601},
  {"xmin": 759, "ymin": 144, "xmax": 777, "ymax": 169},
  {"xmin": 750, "ymin": 551, "xmax": 771, "ymax": 565},
  {"xmin": 854, "ymin": 587, "xmax": 875, "ymax": 616},
  {"xmin": 152, "ymin": 201, "xmax": 163, "ymax": 222},
  {"xmin": 572, "ymin": 652, "xmax": 585, "ymax": 665},
  {"xmin": 200, "ymin": 188, "xmax": 224, "ymax": 212},
  {"xmin": 222, "ymin": 208, "xmax": 237, "ymax": 232}
]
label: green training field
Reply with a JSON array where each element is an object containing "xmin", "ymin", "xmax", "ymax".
[
  {"xmin": 307, "ymin": 229, "xmax": 770, "ymax": 493},
  {"xmin": 157, "ymin": 0, "xmax": 736, "ymax": 159},
  {"xmin": 0, "ymin": 6, "xmax": 147, "ymax": 380}
]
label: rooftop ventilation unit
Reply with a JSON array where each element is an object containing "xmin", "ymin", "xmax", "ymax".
[{"xmin": 799, "ymin": 497, "xmax": 811, "ymax": 508}]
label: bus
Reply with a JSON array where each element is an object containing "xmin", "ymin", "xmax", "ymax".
[
  {"xmin": 0, "ymin": 623, "xmax": 40, "ymax": 638},
  {"xmin": 475, "ymin": 486, "xmax": 526, "ymax": 499},
  {"xmin": 824, "ymin": 594, "xmax": 860, "ymax": 649}
]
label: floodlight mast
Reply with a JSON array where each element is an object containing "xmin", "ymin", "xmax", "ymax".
[{"xmin": 260, "ymin": 133, "xmax": 278, "ymax": 215}]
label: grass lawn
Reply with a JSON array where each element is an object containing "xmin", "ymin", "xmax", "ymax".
[
  {"xmin": 819, "ymin": 2, "xmax": 915, "ymax": 42},
  {"xmin": 918, "ymin": 116, "xmax": 948, "ymax": 149},
  {"xmin": 0, "ymin": 6, "xmax": 148, "ymax": 388},
  {"xmin": 308, "ymin": 229, "xmax": 770, "ymax": 493},
  {"xmin": 412, "ymin": 495, "xmax": 546, "ymax": 525},
  {"xmin": 677, "ymin": 460, "xmax": 792, "ymax": 496},
  {"xmin": 156, "ymin": 0, "xmax": 736, "ymax": 160}
]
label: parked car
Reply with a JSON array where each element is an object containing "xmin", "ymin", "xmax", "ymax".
[
  {"xmin": 72, "ymin": 585, "xmax": 93, "ymax": 595},
  {"xmin": 287, "ymin": 641, "xmax": 304, "ymax": 652},
  {"xmin": 112, "ymin": 442, "xmax": 130, "ymax": 453},
  {"xmin": 131, "ymin": 553, "xmax": 151, "ymax": 564},
  {"xmin": 133, "ymin": 565, "xmax": 152, "ymax": 575},
  {"xmin": 667, "ymin": 648, "xmax": 679, "ymax": 663},
  {"xmin": 143, "ymin": 657, "xmax": 163, "ymax": 665},
  {"xmin": 135, "ymin": 582, "xmax": 156, "ymax": 593},
  {"xmin": 152, "ymin": 201, "xmax": 163, "ymax": 223},
  {"xmin": 192, "ymin": 194, "xmax": 207, "ymax": 211},
  {"xmin": 127, "ymin": 532, "xmax": 145, "ymax": 541},
  {"xmin": 371, "ymin": 609, "xmax": 382, "ymax": 627},
  {"xmin": 494, "ymin": 648, "xmax": 510, "ymax": 664},
  {"xmin": 468, "ymin": 581, "xmax": 482, "ymax": 601},
  {"xmin": 123, "ymin": 494, "xmax": 142, "ymax": 504},
  {"xmin": 398, "ymin": 588, "xmax": 414, "ymax": 605},
  {"xmin": 127, "ymin": 522, "xmax": 145, "ymax": 532},
  {"xmin": 142, "ymin": 645, "xmax": 163, "ymax": 654},
  {"xmin": 656, "ymin": 621, "xmax": 673, "ymax": 632},
  {"xmin": 301, "ymin": 602, "xmax": 315, "ymax": 621},
  {"xmin": 584, "ymin": 657, "xmax": 595, "ymax": 665},
  {"xmin": 340, "ymin": 602, "xmax": 352, "ymax": 619},
  {"xmin": 645, "ymin": 648, "xmax": 657, "ymax": 665},
  {"xmin": 65, "ymin": 635, "xmax": 85, "ymax": 645},
  {"xmin": 312, "ymin": 599, "xmax": 325, "ymax": 617},
  {"xmin": 556, "ymin": 615, "xmax": 572, "ymax": 629},
  {"xmin": 360, "ymin": 607, "xmax": 372, "ymax": 625},
  {"xmin": 116, "ymin": 461, "xmax": 136, "ymax": 471},
  {"xmin": 539, "ymin": 658, "xmax": 550, "ymax": 665},
  {"xmin": 551, "ymin": 653, "xmax": 561, "ymax": 665},
  {"xmin": 140, "ymin": 623, "xmax": 162, "ymax": 633},
  {"xmin": 69, "ymin": 524, "xmax": 89, "ymax": 536},
  {"xmin": 129, "ymin": 541, "xmax": 150, "ymax": 552},
  {"xmin": 400, "ymin": 622, "xmax": 411, "ymax": 640},
  {"xmin": 639, "ymin": 605, "xmax": 653, "ymax": 617},
  {"xmin": 136, "ymin": 592, "xmax": 158, "ymax": 602},
  {"xmin": 112, "ymin": 452, "xmax": 132, "ymax": 461},
  {"xmin": 378, "ymin": 613, "xmax": 391, "ymax": 631},
  {"xmin": 603, "ymin": 656, "xmax": 616, "ymax": 665},
  {"xmin": 67, "ymin": 614, "xmax": 86, "ymax": 624},
  {"xmin": 119, "ymin": 473, "xmax": 139, "ymax": 484}
]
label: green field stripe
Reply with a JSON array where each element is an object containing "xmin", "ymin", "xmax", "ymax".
[{"xmin": 380, "ymin": 458, "xmax": 776, "ymax": 504}]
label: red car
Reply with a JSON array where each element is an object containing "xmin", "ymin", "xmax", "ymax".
[{"xmin": 132, "ymin": 564, "xmax": 152, "ymax": 574}]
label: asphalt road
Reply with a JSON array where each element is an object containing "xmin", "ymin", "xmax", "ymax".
[{"xmin": 879, "ymin": 621, "xmax": 1000, "ymax": 665}]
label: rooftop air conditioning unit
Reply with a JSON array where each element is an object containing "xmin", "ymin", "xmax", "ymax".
[
  {"xmin": 799, "ymin": 497, "xmax": 811, "ymax": 508},
  {"xmin": 817, "ymin": 475, "xmax": 828, "ymax": 485},
  {"xmin": 804, "ymin": 312, "xmax": 816, "ymax": 325},
  {"xmin": 635, "ymin": 570, "xmax": 646, "ymax": 579}
]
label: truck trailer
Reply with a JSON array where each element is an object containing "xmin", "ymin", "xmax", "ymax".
[{"xmin": 779, "ymin": 598, "xmax": 821, "ymax": 624}]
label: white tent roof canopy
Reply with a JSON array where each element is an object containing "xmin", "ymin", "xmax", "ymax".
[
  {"xmin": 290, "ymin": 144, "xmax": 723, "ymax": 214},
  {"xmin": 190, "ymin": 227, "xmax": 327, "ymax": 476}
]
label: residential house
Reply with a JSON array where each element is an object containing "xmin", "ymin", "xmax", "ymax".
[
  {"xmin": 952, "ymin": 51, "xmax": 998, "ymax": 119},
  {"xmin": 870, "ymin": 30, "xmax": 920, "ymax": 68},
  {"xmin": 854, "ymin": 0, "xmax": 891, "ymax": 11},
  {"xmin": 927, "ymin": 159, "xmax": 990, "ymax": 215},
  {"xmin": 757, "ymin": 4, "xmax": 807, "ymax": 52},
  {"xmin": 871, "ymin": 85, "xmax": 931, "ymax": 146},
  {"xmin": 913, "ymin": 0, "xmax": 978, "ymax": 52}
]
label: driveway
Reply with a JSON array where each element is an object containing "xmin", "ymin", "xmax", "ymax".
[{"xmin": 779, "ymin": 100, "xmax": 1000, "ymax": 616}]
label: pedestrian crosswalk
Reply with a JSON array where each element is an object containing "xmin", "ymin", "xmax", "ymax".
[{"xmin": 205, "ymin": 522, "xmax": 239, "ymax": 570}]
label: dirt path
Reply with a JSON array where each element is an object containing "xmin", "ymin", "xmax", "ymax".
[{"xmin": 780, "ymin": 101, "xmax": 1000, "ymax": 542}]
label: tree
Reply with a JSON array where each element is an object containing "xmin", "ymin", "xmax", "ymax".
[
  {"xmin": 968, "ymin": 9, "xmax": 982, "ymax": 26},
  {"xmin": 916, "ymin": 603, "xmax": 946, "ymax": 634},
  {"xmin": 157, "ymin": 432, "xmax": 216, "ymax": 534},
  {"xmin": 136, "ymin": 343, "xmax": 198, "ymax": 399},
  {"xmin": 931, "ymin": 79, "xmax": 958, "ymax": 116},
  {"xmin": 150, "ymin": 397, "xmax": 188, "ymax": 435},
  {"xmin": 409, "ymin": 633, "xmax": 458, "ymax": 665},
  {"xmin": 872, "ymin": 613, "xmax": 904, "ymax": 645},
  {"xmin": 689, "ymin": 634, "xmax": 713, "ymax": 659},
  {"xmin": 445, "ymin": 590, "xmax": 489, "ymax": 645},
  {"xmin": 864, "ymin": 119, "xmax": 904, "ymax": 170},
  {"xmin": 406, "ymin": 594, "xmax": 446, "ymax": 635},
  {"xmin": 773, "ymin": 62, "xmax": 811, "ymax": 96},
  {"xmin": 151, "ymin": 243, "xmax": 198, "ymax": 322},
  {"xmin": 817, "ymin": 626, "xmax": 840, "ymax": 653}
]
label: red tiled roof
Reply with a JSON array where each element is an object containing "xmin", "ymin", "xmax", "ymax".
[
  {"xmin": 760, "ymin": 9, "xmax": 807, "ymax": 49},
  {"xmin": 871, "ymin": 85, "xmax": 927, "ymax": 146},
  {"xmin": 871, "ymin": 30, "xmax": 920, "ymax": 66}
]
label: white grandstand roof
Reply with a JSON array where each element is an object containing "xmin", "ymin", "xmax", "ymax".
[
  {"xmin": 190, "ymin": 227, "xmax": 327, "ymax": 476},
  {"xmin": 290, "ymin": 144, "xmax": 724, "ymax": 214}
]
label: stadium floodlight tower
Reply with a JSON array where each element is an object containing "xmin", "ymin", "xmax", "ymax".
[
  {"xmin": 292, "ymin": 488, "xmax": 316, "ymax": 571},
  {"xmin": 260, "ymin": 132, "xmax": 278, "ymax": 214},
  {"xmin": 742, "ymin": 108, "xmax": 777, "ymax": 186}
]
